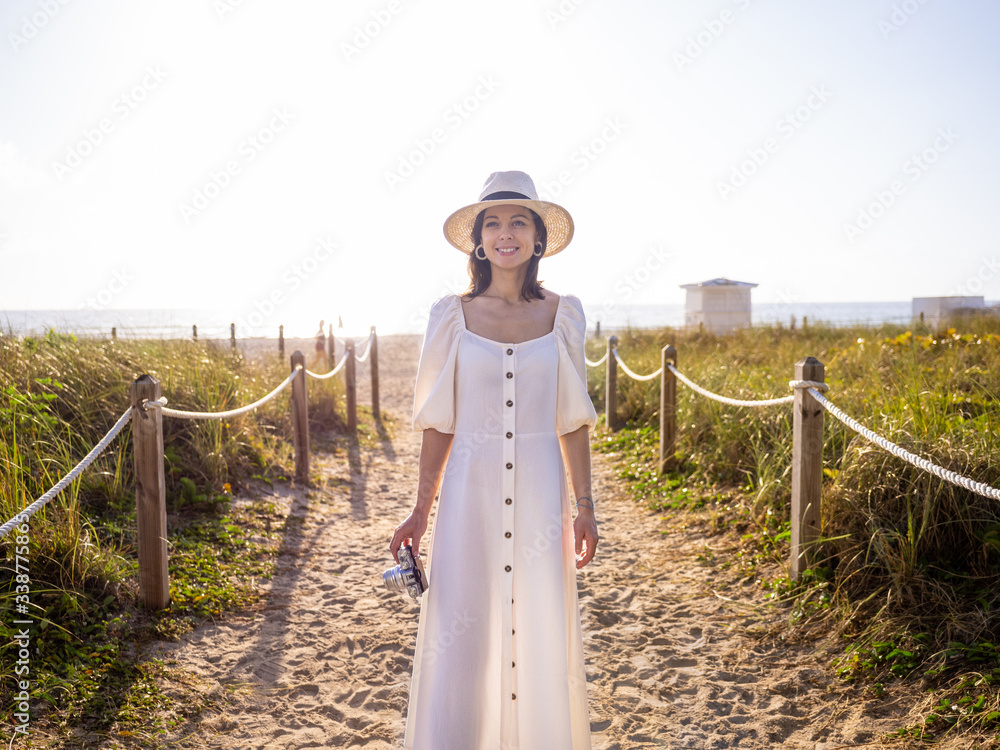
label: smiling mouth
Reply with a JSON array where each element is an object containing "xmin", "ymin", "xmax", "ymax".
[{"xmin": 496, "ymin": 246, "xmax": 518, "ymax": 256}]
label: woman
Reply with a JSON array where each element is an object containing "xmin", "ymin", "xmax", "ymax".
[
  {"xmin": 389, "ymin": 171, "xmax": 599, "ymax": 749},
  {"xmin": 311, "ymin": 320, "xmax": 328, "ymax": 371}
]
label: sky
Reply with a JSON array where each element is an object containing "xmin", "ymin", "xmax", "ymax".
[{"xmin": 1, "ymin": 0, "xmax": 998, "ymax": 336}]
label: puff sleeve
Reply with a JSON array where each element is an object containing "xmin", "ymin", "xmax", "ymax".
[
  {"xmin": 411, "ymin": 294, "xmax": 462, "ymax": 433},
  {"xmin": 555, "ymin": 294, "xmax": 598, "ymax": 436}
]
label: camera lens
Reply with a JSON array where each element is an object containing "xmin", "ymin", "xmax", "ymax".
[{"xmin": 383, "ymin": 566, "xmax": 405, "ymax": 592}]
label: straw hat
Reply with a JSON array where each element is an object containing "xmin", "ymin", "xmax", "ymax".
[{"xmin": 443, "ymin": 171, "xmax": 575, "ymax": 257}]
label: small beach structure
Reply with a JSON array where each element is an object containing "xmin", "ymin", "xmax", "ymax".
[
  {"xmin": 912, "ymin": 296, "xmax": 985, "ymax": 326},
  {"xmin": 681, "ymin": 277, "xmax": 758, "ymax": 333}
]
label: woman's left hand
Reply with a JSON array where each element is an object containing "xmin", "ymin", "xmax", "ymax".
[{"xmin": 573, "ymin": 510, "xmax": 599, "ymax": 569}]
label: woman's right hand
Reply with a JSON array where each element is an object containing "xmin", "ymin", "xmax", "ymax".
[{"xmin": 389, "ymin": 510, "xmax": 429, "ymax": 565}]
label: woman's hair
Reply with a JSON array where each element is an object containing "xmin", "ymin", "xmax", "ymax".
[{"xmin": 461, "ymin": 207, "xmax": 548, "ymax": 301}]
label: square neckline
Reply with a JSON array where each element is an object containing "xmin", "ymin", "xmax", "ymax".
[{"xmin": 456, "ymin": 293, "xmax": 563, "ymax": 346}]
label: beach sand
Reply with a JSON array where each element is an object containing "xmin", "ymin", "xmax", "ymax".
[{"xmin": 134, "ymin": 333, "xmax": 949, "ymax": 749}]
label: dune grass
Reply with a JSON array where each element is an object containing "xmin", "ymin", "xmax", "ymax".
[
  {"xmin": 0, "ymin": 330, "xmax": 362, "ymax": 744},
  {"xmin": 585, "ymin": 313, "xmax": 1000, "ymax": 743}
]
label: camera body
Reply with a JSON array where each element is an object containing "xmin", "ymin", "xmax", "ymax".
[{"xmin": 383, "ymin": 544, "xmax": 428, "ymax": 600}]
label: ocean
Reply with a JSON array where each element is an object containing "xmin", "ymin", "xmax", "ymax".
[{"xmin": 2, "ymin": 301, "xmax": 984, "ymax": 340}]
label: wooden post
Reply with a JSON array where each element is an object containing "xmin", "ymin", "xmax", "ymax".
[
  {"xmin": 791, "ymin": 356, "xmax": 825, "ymax": 580},
  {"xmin": 192, "ymin": 324, "xmax": 197, "ymax": 341},
  {"xmin": 328, "ymin": 323, "xmax": 334, "ymax": 365},
  {"xmin": 803, "ymin": 315, "xmax": 808, "ymax": 330},
  {"xmin": 606, "ymin": 335, "xmax": 619, "ymax": 432},
  {"xmin": 278, "ymin": 325, "xmax": 285, "ymax": 358},
  {"xmin": 660, "ymin": 345, "xmax": 677, "ymax": 473},
  {"xmin": 111, "ymin": 327, "xmax": 117, "ymax": 341},
  {"xmin": 129, "ymin": 375, "xmax": 169, "ymax": 610},
  {"xmin": 370, "ymin": 325, "xmax": 380, "ymax": 421},
  {"xmin": 230, "ymin": 323, "xmax": 236, "ymax": 350},
  {"xmin": 290, "ymin": 351, "xmax": 309, "ymax": 484},
  {"xmin": 346, "ymin": 338, "xmax": 357, "ymax": 432},
  {"xmin": 790, "ymin": 315, "xmax": 796, "ymax": 330},
  {"xmin": 595, "ymin": 320, "xmax": 601, "ymax": 339}
]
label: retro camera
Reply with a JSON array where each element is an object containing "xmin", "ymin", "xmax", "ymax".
[{"xmin": 383, "ymin": 544, "xmax": 428, "ymax": 600}]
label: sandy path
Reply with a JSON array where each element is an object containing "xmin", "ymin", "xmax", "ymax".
[{"xmin": 140, "ymin": 335, "xmax": 925, "ymax": 749}]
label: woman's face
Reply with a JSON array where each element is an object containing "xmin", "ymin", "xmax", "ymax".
[{"xmin": 479, "ymin": 204, "xmax": 540, "ymax": 269}]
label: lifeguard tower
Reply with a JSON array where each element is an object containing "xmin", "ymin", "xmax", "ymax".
[
  {"xmin": 912, "ymin": 296, "xmax": 984, "ymax": 327},
  {"xmin": 681, "ymin": 277, "xmax": 758, "ymax": 333}
]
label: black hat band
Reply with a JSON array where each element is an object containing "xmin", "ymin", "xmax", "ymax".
[{"xmin": 482, "ymin": 191, "xmax": 531, "ymax": 201}]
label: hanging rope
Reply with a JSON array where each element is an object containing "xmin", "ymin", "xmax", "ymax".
[
  {"xmin": 0, "ymin": 408, "xmax": 134, "ymax": 540},
  {"xmin": 611, "ymin": 348, "xmax": 662, "ymax": 381},
  {"xmin": 144, "ymin": 367, "xmax": 301, "ymax": 420},
  {"xmin": 353, "ymin": 331, "xmax": 375, "ymax": 363},
  {"xmin": 585, "ymin": 352, "xmax": 608, "ymax": 367},
  {"xmin": 667, "ymin": 363, "xmax": 794, "ymax": 407},
  {"xmin": 808, "ymin": 387, "xmax": 1000, "ymax": 502},
  {"xmin": 306, "ymin": 349, "xmax": 350, "ymax": 380}
]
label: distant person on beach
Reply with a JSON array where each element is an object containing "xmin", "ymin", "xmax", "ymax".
[
  {"xmin": 312, "ymin": 320, "xmax": 327, "ymax": 371},
  {"xmin": 390, "ymin": 171, "xmax": 598, "ymax": 748}
]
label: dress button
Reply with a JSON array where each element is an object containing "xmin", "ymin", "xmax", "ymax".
[
  {"xmin": 506, "ymin": 348, "xmax": 513, "ymax": 355},
  {"xmin": 505, "ymin": 531, "xmax": 511, "ymax": 538},
  {"xmin": 512, "ymin": 628, "xmax": 515, "ymax": 634},
  {"xmin": 512, "ymin": 661, "xmax": 516, "ymax": 668},
  {"xmin": 505, "ymin": 498, "xmax": 512, "ymax": 504},
  {"xmin": 506, "ymin": 399, "xmax": 513, "ymax": 407},
  {"xmin": 506, "ymin": 431, "xmax": 512, "ymax": 438},
  {"xmin": 505, "ymin": 565, "xmax": 511, "ymax": 572},
  {"xmin": 512, "ymin": 693, "xmax": 517, "ymax": 700},
  {"xmin": 506, "ymin": 371, "xmax": 513, "ymax": 379},
  {"xmin": 506, "ymin": 462, "xmax": 513, "ymax": 469}
]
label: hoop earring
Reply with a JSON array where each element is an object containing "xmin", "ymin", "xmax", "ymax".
[
  {"xmin": 474, "ymin": 244, "xmax": 487, "ymax": 260},
  {"xmin": 533, "ymin": 242, "xmax": 544, "ymax": 257}
]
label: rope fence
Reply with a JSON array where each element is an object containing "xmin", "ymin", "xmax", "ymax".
[
  {"xmin": 0, "ymin": 408, "xmax": 134, "ymax": 540},
  {"xmin": 665, "ymin": 363, "xmax": 794, "ymax": 407},
  {"xmin": 306, "ymin": 349, "xmax": 351, "ymax": 380},
  {"xmin": 590, "ymin": 335, "xmax": 1000, "ymax": 579},
  {"xmin": 0, "ymin": 325, "xmax": 382, "ymax": 609},
  {"xmin": 145, "ymin": 367, "xmax": 303, "ymax": 420},
  {"xmin": 809, "ymin": 387, "xmax": 1000, "ymax": 503}
]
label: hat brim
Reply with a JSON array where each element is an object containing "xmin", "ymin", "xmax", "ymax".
[{"xmin": 443, "ymin": 199, "xmax": 574, "ymax": 257}]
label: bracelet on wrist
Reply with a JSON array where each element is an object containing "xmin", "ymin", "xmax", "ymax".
[{"xmin": 575, "ymin": 496, "xmax": 594, "ymax": 509}]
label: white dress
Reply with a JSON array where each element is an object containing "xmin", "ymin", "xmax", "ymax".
[{"xmin": 403, "ymin": 292, "xmax": 598, "ymax": 750}]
